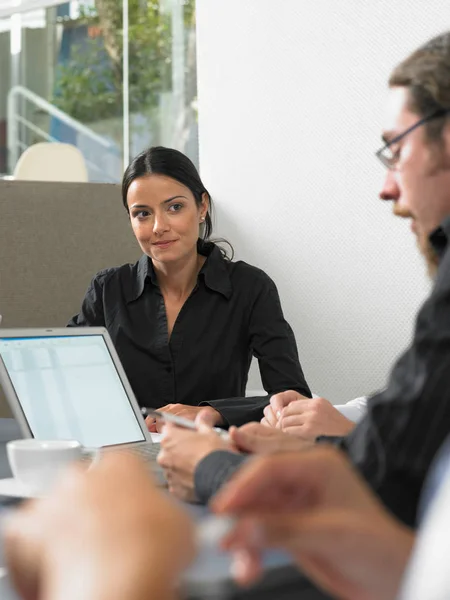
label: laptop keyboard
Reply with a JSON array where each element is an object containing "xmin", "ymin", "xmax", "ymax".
[
  {"xmin": 128, "ymin": 443, "xmax": 161, "ymax": 461},
  {"xmin": 81, "ymin": 443, "xmax": 165, "ymax": 485},
  {"xmin": 81, "ymin": 443, "xmax": 160, "ymax": 464}
]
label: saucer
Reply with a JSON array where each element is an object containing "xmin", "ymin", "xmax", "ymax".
[{"xmin": 0, "ymin": 478, "xmax": 41, "ymax": 498}]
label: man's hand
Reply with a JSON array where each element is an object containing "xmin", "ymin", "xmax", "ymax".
[
  {"xmin": 158, "ymin": 410, "xmax": 235, "ymax": 502},
  {"xmin": 212, "ymin": 449, "xmax": 414, "ymax": 600},
  {"xmin": 261, "ymin": 391, "xmax": 308, "ymax": 428},
  {"xmin": 146, "ymin": 404, "xmax": 223, "ymax": 433},
  {"xmin": 4, "ymin": 454, "xmax": 195, "ymax": 600},
  {"xmin": 230, "ymin": 422, "xmax": 313, "ymax": 454},
  {"xmin": 279, "ymin": 397, "xmax": 356, "ymax": 440}
]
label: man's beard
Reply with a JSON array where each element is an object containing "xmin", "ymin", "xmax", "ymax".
[{"xmin": 419, "ymin": 237, "xmax": 439, "ymax": 278}]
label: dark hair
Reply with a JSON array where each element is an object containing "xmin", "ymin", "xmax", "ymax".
[
  {"xmin": 389, "ymin": 31, "xmax": 450, "ymax": 141},
  {"xmin": 123, "ymin": 145, "xmax": 214, "ymax": 237}
]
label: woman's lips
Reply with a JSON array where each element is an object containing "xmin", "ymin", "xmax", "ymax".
[{"xmin": 152, "ymin": 240, "xmax": 177, "ymax": 248}]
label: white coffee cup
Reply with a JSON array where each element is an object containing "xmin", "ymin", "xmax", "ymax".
[{"xmin": 6, "ymin": 439, "xmax": 82, "ymax": 494}]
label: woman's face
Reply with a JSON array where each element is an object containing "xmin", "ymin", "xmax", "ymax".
[{"xmin": 126, "ymin": 174, "xmax": 208, "ymax": 265}]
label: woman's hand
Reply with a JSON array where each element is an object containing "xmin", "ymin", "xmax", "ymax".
[{"xmin": 146, "ymin": 404, "xmax": 224, "ymax": 433}]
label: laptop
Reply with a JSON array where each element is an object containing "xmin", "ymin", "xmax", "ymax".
[{"xmin": 0, "ymin": 328, "xmax": 160, "ymax": 462}]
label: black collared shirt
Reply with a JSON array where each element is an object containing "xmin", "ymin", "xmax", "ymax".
[
  {"xmin": 325, "ymin": 215, "xmax": 450, "ymax": 527},
  {"xmin": 68, "ymin": 241, "xmax": 311, "ymax": 425}
]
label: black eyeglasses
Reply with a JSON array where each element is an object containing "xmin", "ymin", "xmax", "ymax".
[{"xmin": 375, "ymin": 108, "xmax": 450, "ymax": 169}]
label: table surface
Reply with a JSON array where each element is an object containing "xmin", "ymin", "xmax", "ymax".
[{"xmin": 0, "ymin": 419, "xmax": 331, "ymax": 600}]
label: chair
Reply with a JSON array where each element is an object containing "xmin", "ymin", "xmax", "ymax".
[
  {"xmin": 0, "ymin": 179, "xmax": 141, "ymax": 417},
  {"xmin": 13, "ymin": 142, "xmax": 89, "ymax": 182}
]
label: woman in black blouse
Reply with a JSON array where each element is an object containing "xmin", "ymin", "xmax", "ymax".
[{"xmin": 68, "ymin": 146, "xmax": 311, "ymax": 427}]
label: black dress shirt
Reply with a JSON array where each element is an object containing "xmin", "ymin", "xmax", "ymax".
[
  {"xmin": 195, "ymin": 217, "xmax": 450, "ymax": 527},
  {"xmin": 331, "ymin": 217, "xmax": 450, "ymax": 527},
  {"xmin": 68, "ymin": 241, "xmax": 311, "ymax": 426},
  {"xmin": 323, "ymin": 216, "xmax": 450, "ymax": 527}
]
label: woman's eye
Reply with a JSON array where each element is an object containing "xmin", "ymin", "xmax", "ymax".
[
  {"xmin": 169, "ymin": 203, "xmax": 183, "ymax": 212},
  {"xmin": 134, "ymin": 210, "xmax": 150, "ymax": 219}
]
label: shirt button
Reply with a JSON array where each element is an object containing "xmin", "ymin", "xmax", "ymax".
[{"xmin": 165, "ymin": 366, "xmax": 172, "ymax": 373}]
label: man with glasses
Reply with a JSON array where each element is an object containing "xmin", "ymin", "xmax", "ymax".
[
  {"xmin": 318, "ymin": 36, "xmax": 450, "ymax": 527},
  {"xmin": 159, "ymin": 31, "xmax": 450, "ymax": 531},
  {"xmin": 376, "ymin": 103, "xmax": 450, "ymax": 279}
]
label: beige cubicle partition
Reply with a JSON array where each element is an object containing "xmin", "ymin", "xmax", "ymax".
[{"xmin": 0, "ymin": 180, "xmax": 141, "ymax": 417}]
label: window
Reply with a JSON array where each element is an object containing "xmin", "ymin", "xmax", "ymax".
[{"xmin": 0, "ymin": 0, "xmax": 198, "ymax": 182}]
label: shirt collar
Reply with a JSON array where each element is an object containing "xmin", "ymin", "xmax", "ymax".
[
  {"xmin": 127, "ymin": 239, "xmax": 232, "ymax": 303},
  {"xmin": 198, "ymin": 239, "xmax": 233, "ymax": 299},
  {"xmin": 125, "ymin": 254, "xmax": 153, "ymax": 303},
  {"xmin": 429, "ymin": 215, "xmax": 450, "ymax": 260}
]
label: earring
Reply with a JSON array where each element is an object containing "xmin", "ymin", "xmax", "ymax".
[{"xmin": 200, "ymin": 216, "xmax": 205, "ymax": 222}]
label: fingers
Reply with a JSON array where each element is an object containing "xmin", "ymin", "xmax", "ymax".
[
  {"xmin": 278, "ymin": 414, "xmax": 312, "ymax": 440},
  {"xmin": 271, "ymin": 390, "xmax": 306, "ymax": 412},
  {"xmin": 159, "ymin": 421, "xmax": 192, "ymax": 446},
  {"xmin": 262, "ymin": 404, "xmax": 278, "ymax": 428},
  {"xmin": 278, "ymin": 415, "xmax": 320, "ymax": 442},
  {"xmin": 230, "ymin": 430, "xmax": 260, "ymax": 454},
  {"xmin": 163, "ymin": 469, "xmax": 196, "ymax": 502},
  {"xmin": 229, "ymin": 423, "xmax": 266, "ymax": 454},
  {"xmin": 196, "ymin": 408, "xmax": 217, "ymax": 428},
  {"xmin": 153, "ymin": 404, "xmax": 187, "ymax": 433},
  {"xmin": 223, "ymin": 519, "xmax": 265, "ymax": 586},
  {"xmin": 157, "ymin": 404, "xmax": 185, "ymax": 417},
  {"xmin": 279, "ymin": 426, "xmax": 306, "ymax": 439},
  {"xmin": 222, "ymin": 513, "xmax": 352, "ymax": 594},
  {"xmin": 90, "ymin": 453, "xmax": 159, "ymax": 491},
  {"xmin": 262, "ymin": 392, "xmax": 309, "ymax": 429},
  {"xmin": 4, "ymin": 454, "xmax": 158, "ymax": 600},
  {"xmin": 281, "ymin": 399, "xmax": 311, "ymax": 417},
  {"xmin": 222, "ymin": 512, "xmax": 368, "ymax": 576},
  {"xmin": 145, "ymin": 416, "xmax": 158, "ymax": 433},
  {"xmin": 157, "ymin": 425, "xmax": 182, "ymax": 468},
  {"xmin": 156, "ymin": 420, "xmax": 166, "ymax": 434},
  {"xmin": 231, "ymin": 547, "xmax": 263, "ymax": 586},
  {"xmin": 159, "ymin": 403, "xmax": 176, "ymax": 412},
  {"xmin": 279, "ymin": 400, "xmax": 356, "ymax": 438},
  {"xmin": 270, "ymin": 391, "xmax": 296, "ymax": 412},
  {"xmin": 5, "ymin": 453, "xmax": 196, "ymax": 600},
  {"xmin": 221, "ymin": 510, "xmax": 413, "ymax": 600},
  {"xmin": 278, "ymin": 414, "xmax": 306, "ymax": 429},
  {"xmin": 157, "ymin": 446, "xmax": 168, "ymax": 468}
]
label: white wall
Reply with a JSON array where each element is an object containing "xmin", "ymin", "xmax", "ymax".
[{"xmin": 195, "ymin": 0, "xmax": 450, "ymax": 402}]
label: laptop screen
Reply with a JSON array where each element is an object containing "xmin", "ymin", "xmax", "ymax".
[{"xmin": 0, "ymin": 334, "xmax": 146, "ymax": 448}]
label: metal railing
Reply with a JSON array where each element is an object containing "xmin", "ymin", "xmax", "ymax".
[{"xmin": 7, "ymin": 86, "xmax": 119, "ymax": 182}]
